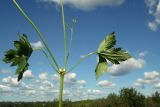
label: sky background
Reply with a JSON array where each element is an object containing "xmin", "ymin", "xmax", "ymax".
[{"xmin": 0, "ymin": 0, "xmax": 160, "ymax": 101}]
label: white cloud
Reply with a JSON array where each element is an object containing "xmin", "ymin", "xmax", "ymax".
[
  {"xmin": 0, "ymin": 85, "xmax": 11, "ymax": 92},
  {"xmin": 42, "ymin": 80, "xmax": 54, "ymax": 89},
  {"xmin": 108, "ymin": 58, "xmax": 145, "ymax": 76},
  {"xmin": 139, "ymin": 51, "xmax": 147, "ymax": 57},
  {"xmin": 97, "ymin": 80, "xmax": 116, "ymax": 88},
  {"xmin": 146, "ymin": 0, "xmax": 160, "ymax": 31},
  {"xmin": 0, "ymin": 69, "xmax": 10, "ymax": 74},
  {"xmin": 2, "ymin": 76, "xmax": 21, "ymax": 87},
  {"xmin": 23, "ymin": 70, "xmax": 34, "ymax": 79},
  {"xmin": 133, "ymin": 82, "xmax": 144, "ymax": 89},
  {"xmin": 144, "ymin": 71, "xmax": 159, "ymax": 80},
  {"xmin": 52, "ymin": 74, "xmax": 59, "ymax": 80},
  {"xmin": 148, "ymin": 21, "xmax": 158, "ymax": 31},
  {"xmin": 87, "ymin": 89, "xmax": 105, "ymax": 95},
  {"xmin": 20, "ymin": 84, "xmax": 33, "ymax": 90},
  {"xmin": 64, "ymin": 73, "xmax": 76, "ymax": 83},
  {"xmin": 133, "ymin": 71, "xmax": 160, "ymax": 89},
  {"xmin": 155, "ymin": 82, "xmax": 160, "ymax": 88},
  {"xmin": 39, "ymin": 72, "xmax": 48, "ymax": 80},
  {"xmin": 77, "ymin": 80, "xmax": 86, "ymax": 85},
  {"xmin": 31, "ymin": 41, "xmax": 43, "ymax": 50},
  {"xmin": 39, "ymin": 0, "xmax": 125, "ymax": 11},
  {"xmin": 26, "ymin": 90, "xmax": 37, "ymax": 95},
  {"xmin": 64, "ymin": 73, "xmax": 77, "ymax": 86},
  {"xmin": 65, "ymin": 73, "xmax": 76, "ymax": 80},
  {"xmin": 136, "ymin": 78, "xmax": 153, "ymax": 84}
]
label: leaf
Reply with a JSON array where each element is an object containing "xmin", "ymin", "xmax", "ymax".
[
  {"xmin": 15, "ymin": 56, "xmax": 27, "ymax": 74},
  {"xmin": 3, "ymin": 34, "xmax": 33, "ymax": 81},
  {"xmin": 3, "ymin": 49, "xmax": 17, "ymax": 63},
  {"xmin": 95, "ymin": 32, "xmax": 131, "ymax": 79},
  {"xmin": 95, "ymin": 55, "xmax": 108, "ymax": 79},
  {"xmin": 100, "ymin": 48, "xmax": 131, "ymax": 63},
  {"xmin": 98, "ymin": 32, "xmax": 116, "ymax": 53}
]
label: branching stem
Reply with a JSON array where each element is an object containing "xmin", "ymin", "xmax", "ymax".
[
  {"xmin": 12, "ymin": 0, "xmax": 60, "ymax": 70},
  {"xmin": 68, "ymin": 52, "xmax": 97, "ymax": 73}
]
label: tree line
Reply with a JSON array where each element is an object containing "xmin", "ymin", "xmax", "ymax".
[{"xmin": 0, "ymin": 88, "xmax": 160, "ymax": 107}]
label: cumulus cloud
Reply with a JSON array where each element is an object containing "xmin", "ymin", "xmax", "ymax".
[
  {"xmin": 108, "ymin": 58, "xmax": 145, "ymax": 76},
  {"xmin": 0, "ymin": 69, "xmax": 10, "ymax": 74},
  {"xmin": 88, "ymin": 89, "xmax": 101, "ymax": 94},
  {"xmin": 0, "ymin": 72, "xmax": 102, "ymax": 101},
  {"xmin": 39, "ymin": 0, "xmax": 125, "ymax": 11},
  {"xmin": 2, "ymin": 76, "xmax": 21, "ymax": 87},
  {"xmin": 139, "ymin": 51, "xmax": 147, "ymax": 57},
  {"xmin": 31, "ymin": 41, "xmax": 43, "ymax": 50},
  {"xmin": 144, "ymin": 71, "xmax": 160, "ymax": 80},
  {"xmin": 0, "ymin": 85, "xmax": 11, "ymax": 92},
  {"xmin": 52, "ymin": 74, "xmax": 59, "ymax": 80},
  {"xmin": 155, "ymin": 82, "xmax": 160, "ymax": 88},
  {"xmin": 42, "ymin": 80, "xmax": 54, "ymax": 89},
  {"xmin": 133, "ymin": 71, "xmax": 160, "ymax": 89},
  {"xmin": 65, "ymin": 73, "xmax": 76, "ymax": 80},
  {"xmin": 64, "ymin": 73, "xmax": 76, "ymax": 85},
  {"xmin": 39, "ymin": 72, "xmax": 48, "ymax": 80},
  {"xmin": 146, "ymin": 0, "xmax": 160, "ymax": 31},
  {"xmin": 20, "ymin": 84, "xmax": 34, "ymax": 91},
  {"xmin": 23, "ymin": 70, "xmax": 34, "ymax": 79},
  {"xmin": 97, "ymin": 80, "xmax": 116, "ymax": 88},
  {"xmin": 77, "ymin": 80, "xmax": 86, "ymax": 85}
]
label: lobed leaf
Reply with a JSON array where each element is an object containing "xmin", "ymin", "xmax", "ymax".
[
  {"xmin": 98, "ymin": 32, "xmax": 116, "ymax": 53},
  {"xmin": 3, "ymin": 34, "xmax": 33, "ymax": 81},
  {"xmin": 95, "ymin": 55, "xmax": 108, "ymax": 79},
  {"xmin": 96, "ymin": 33, "xmax": 131, "ymax": 79}
]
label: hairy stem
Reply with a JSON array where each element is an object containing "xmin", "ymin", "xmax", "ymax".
[{"xmin": 12, "ymin": 0, "xmax": 60, "ymax": 70}]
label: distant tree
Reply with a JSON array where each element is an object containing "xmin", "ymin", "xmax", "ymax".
[
  {"xmin": 152, "ymin": 91, "xmax": 160, "ymax": 103},
  {"xmin": 147, "ymin": 91, "xmax": 160, "ymax": 107},
  {"xmin": 106, "ymin": 93, "xmax": 120, "ymax": 107},
  {"xmin": 120, "ymin": 88, "xmax": 145, "ymax": 107}
]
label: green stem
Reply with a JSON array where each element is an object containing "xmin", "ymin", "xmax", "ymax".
[
  {"xmin": 41, "ymin": 49, "xmax": 59, "ymax": 73},
  {"xmin": 12, "ymin": 0, "xmax": 60, "ymax": 70},
  {"xmin": 60, "ymin": 0, "xmax": 67, "ymax": 69},
  {"xmin": 68, "ymin": 52, "xmax": 97, "ymax": 73},
  {"xmin": 59, "ymin": 73, "xmax": 64, "ymax": 107},
  {"xmin": 66, "ymin": 28, "xmax": 74, "ymax": 65}
]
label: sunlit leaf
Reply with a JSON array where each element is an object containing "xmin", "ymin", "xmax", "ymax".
[
  {"xmin": 3, "ymin": 34, "xmax": 33, "ymax": 81},
  {"xmin": 95, "ymin": 55, "xmax": 108, "ymax": 79},
  {"xmin": 96, "ymin": 33, "xmax": 131, "ymax": 79},
  {"xmin": 98, "ymin": 32, "xmax": 116, "ymax": 53},
  {"xmin": 100, "ymin": 48, "xmax": 131, "ymax": 64}
]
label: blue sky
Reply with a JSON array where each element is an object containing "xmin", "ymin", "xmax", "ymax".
[{"xmin": 0, "ymin": 0, "xmax": 160, "ymax": 101}]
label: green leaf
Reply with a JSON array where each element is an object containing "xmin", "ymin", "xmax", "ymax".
[
  {"xmin": 15, "ymin": 56, "xmax": 27, "ymax": 74},
  {"xmin": 3, "ymin": 49, "xmax": 17, "ymax": 63},
  {"xmin": 3, "ymin": 34, "xmax": 33, "ymax": 81},
  {"xmin": 100, "ymin": 48, "xmax": 131, "ymax": 63},
  {"xmin": 95, "ymin": 55, "xmax": 108, "ymax": 79},
  {"xmin": 96, "ymin": 32, "xmax": 131, "ymax": 79},
  {"xmin": 98, "ymin": 32, "xmax": 116, "ymax": 53}
]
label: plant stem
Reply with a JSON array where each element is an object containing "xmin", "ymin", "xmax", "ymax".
[
  {"xmin": 41, "ymin": 49, "xmax": 59, "ymax": 73},
  {"xmin": 60, "ymin": 0, "xmax": 67, "ymax": 69},
  {"xmin": 66, "ymin": 28, "xmax": 74, "ymax": 65},
  {"xmin": 59, "ymin": 73, "xmax": 65, "ymax": 107},
  {"xmin": 12, "ymin": 0, "xmax": 60, "ymax": 70},
  {"xmin": 68, "ymin": 52, "xmax": 97, "ymax": 73}
]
